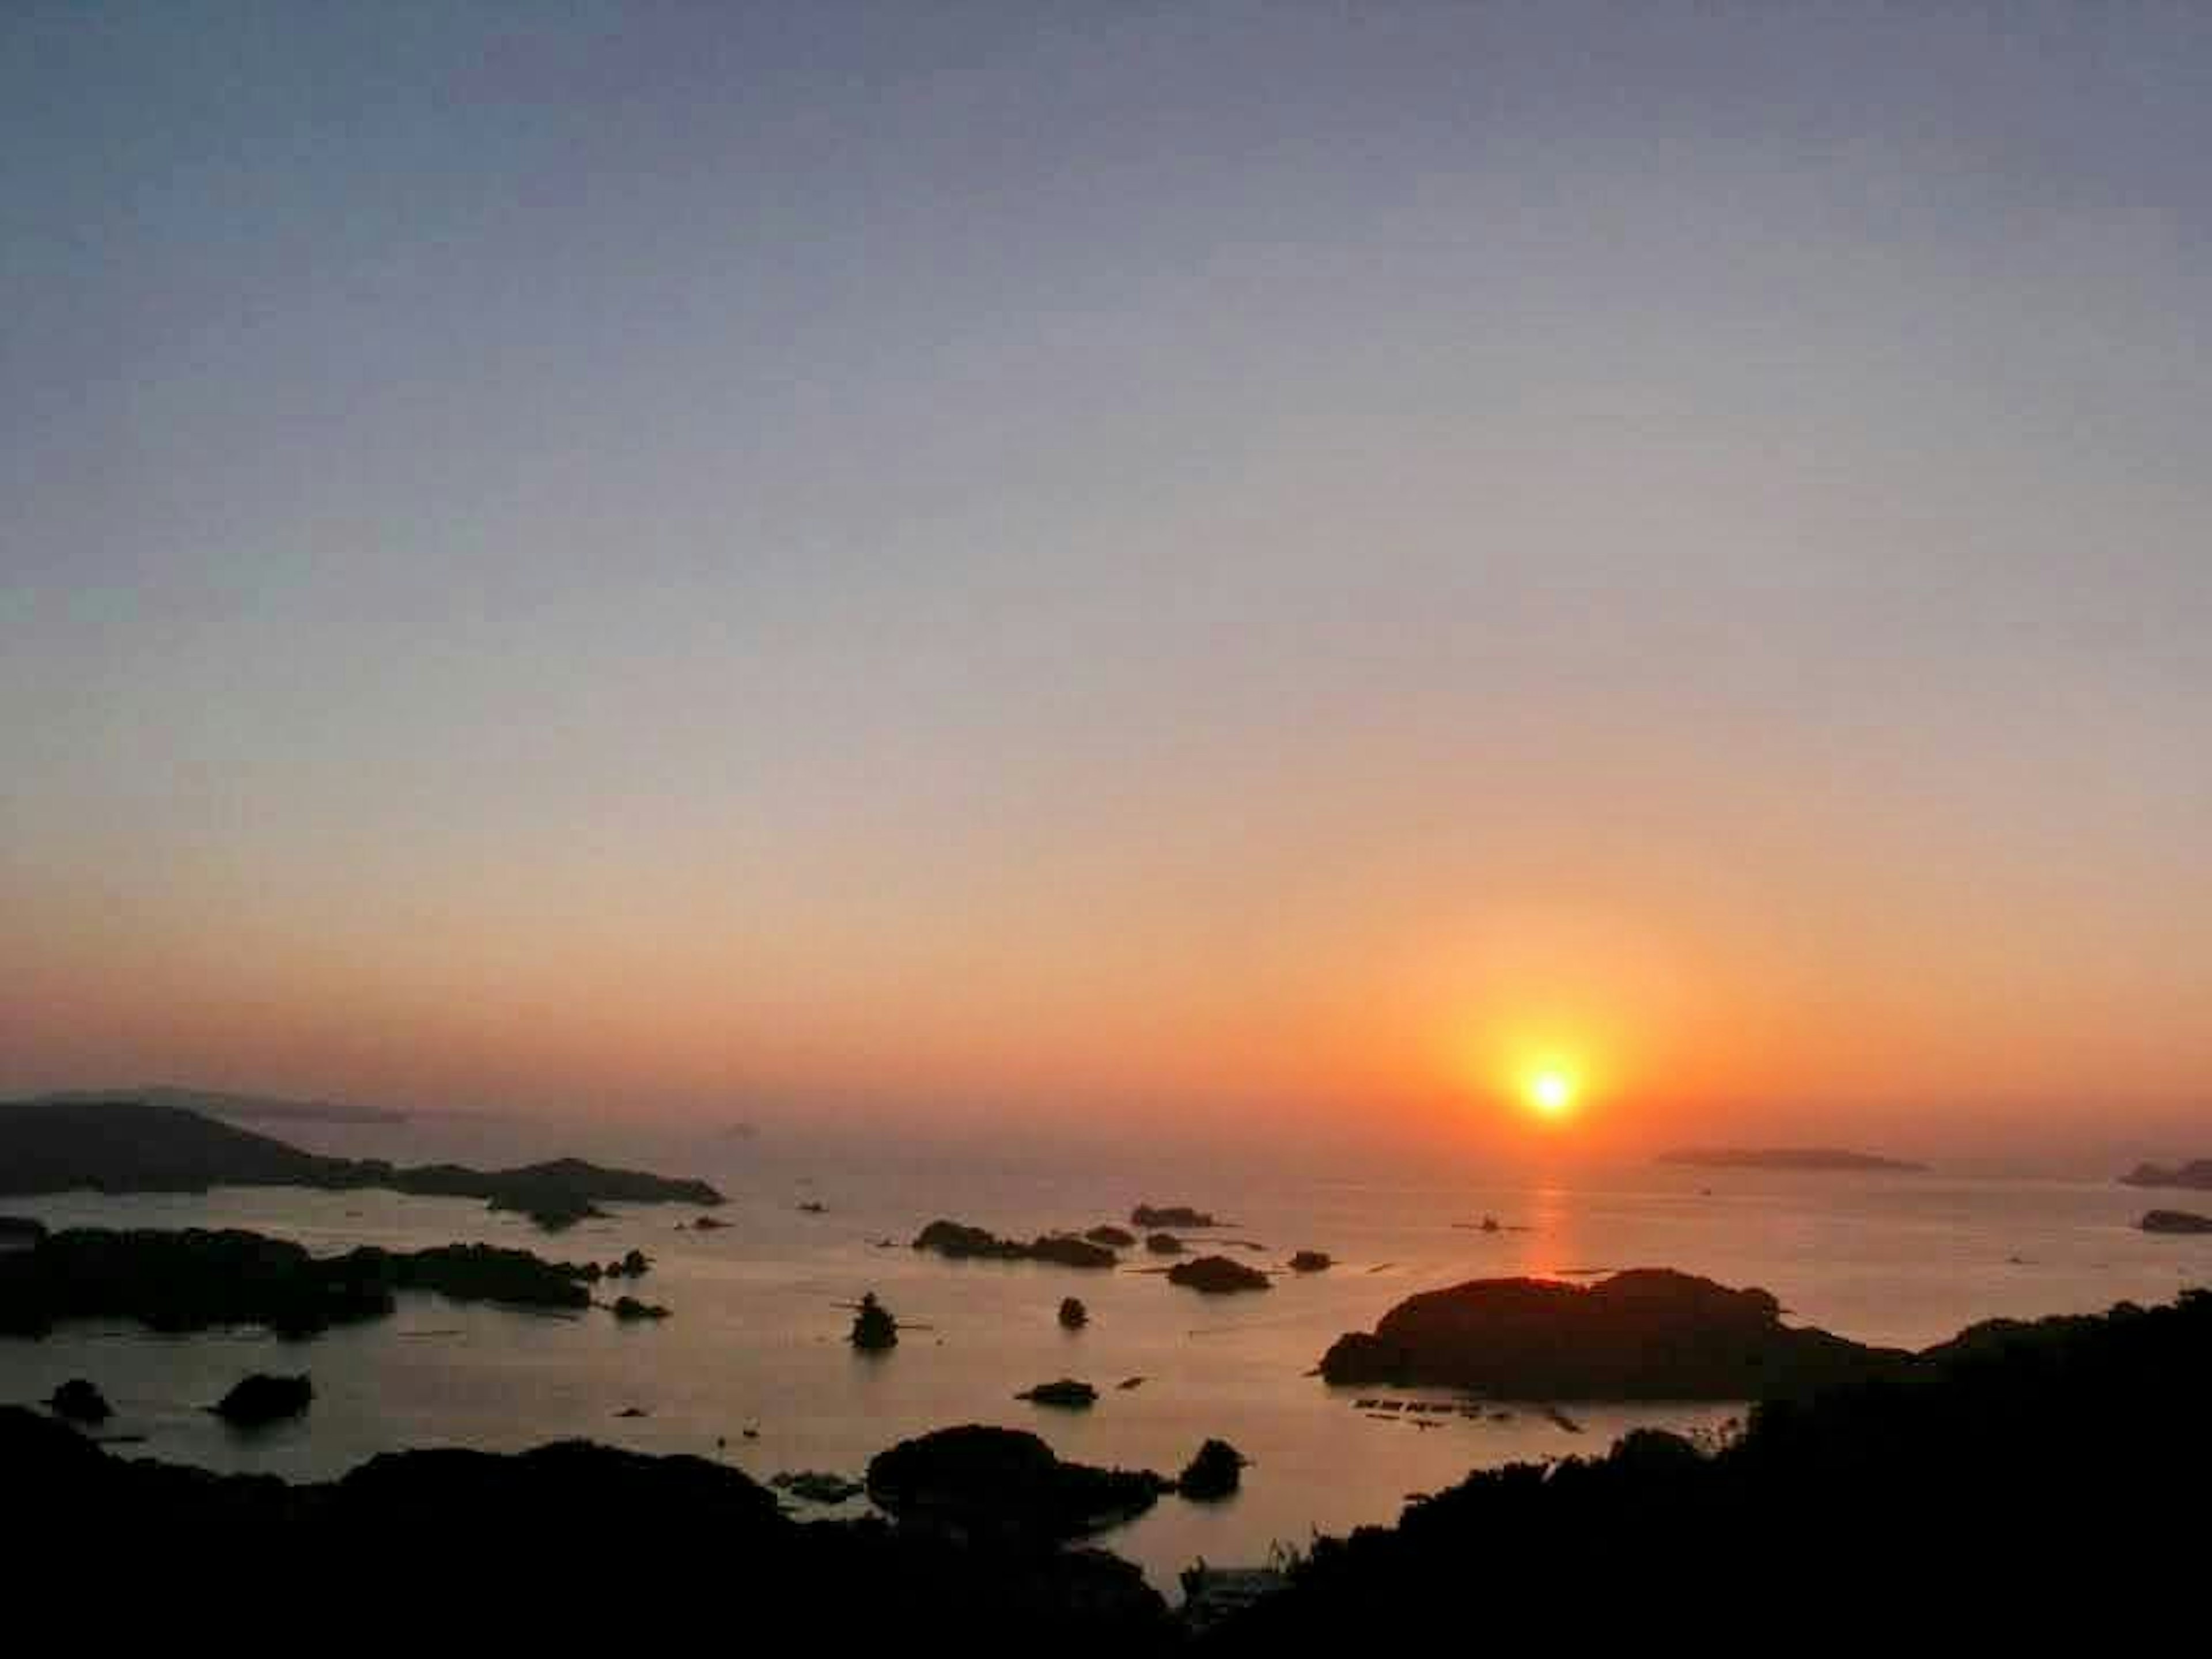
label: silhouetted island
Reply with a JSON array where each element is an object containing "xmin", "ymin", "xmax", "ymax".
[
  {"xmin": 1169, "ymin": 1255, "xmax": 1272, "ymax": 1294},
  {"xmin": 911, "ymin": 1219, "xmax": 1117, "ymax": 1268},
  {"xmin": 850, "ymin": 1290, "xmax": 899, "ymax": 1350},
  {"xmin": 1657, "ymin": 1147, "xmax": 1927, "ymax": 1172},
  {"xmin": 1016, "ymin": 1378, "xmax": 1099, "ymax": 1408},
  {"xmin": 0, "ymin": 1226, "xmax": 597, "ymax": 1338},
  {"xmin": 2122, "ymin": 1159, "xmax": 2212, "ymax": 1191},
  {"xmin": 866, "ymin": 1425, "xmax": 1170, "ymax": 1540},
  {"xmin": 1177, "ymin": 1438, "xmax": 1246, "ymax": 1501},
  {"xmin": 1320, "ymin": 1268, "xmax": 1898, "ymax": 1396},
  {"xmin": 47, "ymin": 1377, "xmax": 112, "ymax": 1424},
  {"xmin": 0, "ymin": 1099, "xmax": 722, "ymax": 1226},
  {"xmin": 2140, "ymin": 1209, "xmax": 2212, "ymax": 1234}
]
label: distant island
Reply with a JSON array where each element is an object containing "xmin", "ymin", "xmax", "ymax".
[
  {"xmin": 0, "ymin": 1099, "xmax": 721, "ymax": 1226},
  {"xmin": 2120, "ymin": 1159, "xmax": 2212, "ymax": 1191},
  {"xmin": 27, "ymin": 1084, "xmax": 408, "ymax": 1126},
  {"xmin": 1658, "ymin": 1147, "xmax": 1927, "ymax": 1172}
]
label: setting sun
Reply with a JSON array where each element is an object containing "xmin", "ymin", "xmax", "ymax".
[{"xmin": 1525, "ymin": 1067, "xmax": 1580, "ymax": 1121}]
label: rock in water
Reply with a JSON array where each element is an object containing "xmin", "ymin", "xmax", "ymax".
[
  {"xmin": 611, "ymin": 1296, "xmax": 671, "ymax": 1321},
  {"xmin": 1145, "ymin": 1232, "xmax": 1185, "ymax": 1255},
  {"xmin": 1319, "ymin": 1269, "xmax": 1896, "ymax": 1398},
  {"xmin": 1289, "ymin": 1251, "xmax": 1332, "ymax": 1272},
  {"xmin": 1168, "ymin": 1255, "xmax": 1271, "ymax": 1294},
  {"xmin": 1084, "ymin": 1225, "xmax": 1136, "ymax": 1248},
  {"xmin": 851, "ymin": 1291, "xmax": 898, "ymax": 1350},
  {"xmin": 1016, "ymin": 1378, "xmax": 1099, "ymax": 1409},
  {"xmin": 214, "ymin": 1373, "xmax": 312, "ymax": 1427},
  {"xmin": 1177, "ymin": 1438, "xmax": 1246, "ymax": 1501},
  {"xmin": 1058, "ymin": 1297, "xmax": 1088, "ymax": 1329},
  {"xmin": 47, "ymin": 1378, "xmax": 112, "ymax": 1425}
]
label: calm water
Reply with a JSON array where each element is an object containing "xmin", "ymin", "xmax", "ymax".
[{"xmin": 3, "ymin": 1119, "xmax": 2202, "ymax": 1596}]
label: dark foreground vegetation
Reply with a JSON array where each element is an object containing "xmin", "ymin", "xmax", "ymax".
[
  {"xmin": 0, "ymin": 1099, "xmax": 720, "ymax": 1226},
  {"xmin": 1219, "ymin": 1287, "xmax": 2212, "ymax": 1645},
  {"xmin": 10, "ymin": 1288, "xmax": 2208, "ymax": 1641}
]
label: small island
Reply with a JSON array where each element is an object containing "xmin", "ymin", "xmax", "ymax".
[
  {"xmin": 911, "ymin": 1219, "xmax": 1116, "ymax": 1269},
  {"xmin": 1658, "ymin": 1147, "xmax": 1927, "ymax": 1173}
]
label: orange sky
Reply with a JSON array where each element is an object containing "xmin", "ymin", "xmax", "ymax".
[{"xmin": 5, "ymin": 9, "xmax": 2208, "ymax": 1165}]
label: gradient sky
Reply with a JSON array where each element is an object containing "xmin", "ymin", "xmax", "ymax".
[{"xmin": 5, "ymin": 3, "xmax": 2208, "ymax": 1160}]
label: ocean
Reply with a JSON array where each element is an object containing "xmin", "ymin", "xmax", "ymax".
[{"xmin": 3, "ymin": 1116, "xmax": 2201, "ymax": 1596}]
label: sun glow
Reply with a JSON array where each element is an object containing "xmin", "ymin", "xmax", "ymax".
[{"xmin": 1524, "ymin": 1066, "xmax": 1579, "ymax": 1122}]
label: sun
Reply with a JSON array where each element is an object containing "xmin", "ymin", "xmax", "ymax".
[{"xmin": 1523, "ymin": 1067, "xmax": 1578, "ymax": 1122}]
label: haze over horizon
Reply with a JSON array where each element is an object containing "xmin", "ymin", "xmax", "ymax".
[{"xmin": 5, "ymin": 5, "xmax": 2207, "ymax": 1165}]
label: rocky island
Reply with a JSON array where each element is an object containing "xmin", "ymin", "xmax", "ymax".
[
  {"xmin": 1319, "ymin": 1268, "xmax": 1898, "ymax": 1397},
  {"xmin": 1168, "ymin": 1255, "xmax": 1271, "ymax": 1294},
  {"xmin": 911, "ymin": 1219, "xmax": 1117, "ymax": 1268},
  {"xmin": 865, "ymin": 1425, "xmax": 1170, "ymax": 1541}
]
